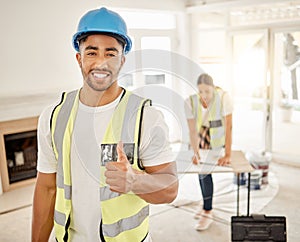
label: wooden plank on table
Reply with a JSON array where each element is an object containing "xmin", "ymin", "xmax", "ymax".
[
  {"xmin": 176, "ymin": 149, "xmax": 253, "ymax": 174},
  {"xmin": 231, "ymin": 150, "xmax": 254, "ymax": 173}
]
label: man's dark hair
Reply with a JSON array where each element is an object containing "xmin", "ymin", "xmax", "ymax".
[{"xmin": 77, "ymin": 32, "xmax": 126, "ymax": 52}]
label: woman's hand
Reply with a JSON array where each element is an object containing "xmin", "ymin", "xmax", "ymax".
[
  {"xmin": 192, "ymin": 153, "xmax": 200, "ymax": 165},
  {"xmin": 218, "ymin": 154, "xmax": 230, "ymax": 166}
]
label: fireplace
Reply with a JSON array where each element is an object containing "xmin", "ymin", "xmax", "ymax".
[
  {"xmin": 0, "ymin": 116, "xmax": 38, "ymax": 192},
  {"xmin": 4, "ymin": 130, "xmax": 37, "ymax": 184}
]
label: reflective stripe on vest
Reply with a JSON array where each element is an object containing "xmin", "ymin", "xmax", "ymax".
[
  {"xmin": 51, "ymin": 90, "xmax": 79, "ymax": 242},
  {"xmin": 102, "ymin": 205, "xmax": 149, "ymax": 237},
  {"xmin": 190, "ymin": 88, "xmax": 225, "ymax": 148},
  {"xmin": 51, "ymin": 89, "xmax": 150, "ymax": 242}
]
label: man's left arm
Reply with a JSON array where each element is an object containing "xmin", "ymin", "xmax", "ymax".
[
  {"xmin": 105, "ymin": 142, "xmax": 178, "ymax": 204},
  {"xmin": 132, "ymin": 161, "xmax": 178, "ymax": 204}
]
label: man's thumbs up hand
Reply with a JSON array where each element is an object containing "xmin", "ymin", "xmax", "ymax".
[
  {"xmin": 105, "ymin": 141, "xmax": 137, "ymax": 193},
  {"xmin": 116, "ymin": 141, "xmax": 130, "ymax": 167}
]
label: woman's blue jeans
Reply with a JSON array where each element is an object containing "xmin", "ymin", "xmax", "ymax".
[{"xmin": 198, "ymin": 174, "xmax": 213, "ymax": 211}]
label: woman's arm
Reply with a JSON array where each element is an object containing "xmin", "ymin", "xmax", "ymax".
[
  {"xmin": 218, "ymin": 114, "xmax": 232, "ymax": 166},
  {"xmin": 187, "ymin": 118, "xmax": 201, "ymax": 164}
]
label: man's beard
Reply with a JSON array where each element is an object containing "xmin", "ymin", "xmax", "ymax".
[{"xmin": 83, "ymin": 65, "xmax": 122, "ymax": 92}]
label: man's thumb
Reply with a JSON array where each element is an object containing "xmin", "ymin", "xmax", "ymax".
[{"xmin": 117, "ymin": 141, "xmax": 128, "ymax": 163}]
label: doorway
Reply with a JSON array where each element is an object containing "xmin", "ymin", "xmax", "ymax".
[{"xmin": 229, "ymin": 30, "xmax": 270, "ymax": 152}]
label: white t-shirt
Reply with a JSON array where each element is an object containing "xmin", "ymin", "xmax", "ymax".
[
  {"xmin": 37, "ymin": 92, "xmax": 174, "ymax": 242},
  {"xmin": 184, "ymin": 91, "xmax": 233, "ymax": 125}
]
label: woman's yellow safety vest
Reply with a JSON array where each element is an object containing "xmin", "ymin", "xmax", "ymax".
[
  {"xmin": 50, "ymin": 89, "xmax": 151, "ymax": 242},
  {"xmin": 189, "ymin": 88, "xmax": 225, "ymax": 148}
]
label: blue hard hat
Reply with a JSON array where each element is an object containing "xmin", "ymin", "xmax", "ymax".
[{"xmin": 72, "ymin": 7, "xmax": 132, "ymax": 54}]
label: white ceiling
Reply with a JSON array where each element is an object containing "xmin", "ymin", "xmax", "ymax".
[
  {"xmin": 186, "ymin": 0, "xmax": 299, "ymax": 6},
  {"xmin": 185, "ymin": 0, "xmax": 300, "ymax": 12},
  {"xmin": 185, "ymin": 0, "xmax": 300, "ymax": 27},
  {"xmin": 97, "ymin": 0, "xmax": 300, "ymax": 13}
]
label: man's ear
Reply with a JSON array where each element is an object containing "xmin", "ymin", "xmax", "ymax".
[
  {"xmin": 76, "ymin": 52, "xmax": 82, "ymax": 68},
  {"xmin": 121, "ymin": 55, "xmax": 125, "ymax": 67}
]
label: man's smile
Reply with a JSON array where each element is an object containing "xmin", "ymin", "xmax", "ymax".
[{"xmin": 91, "ymin": 70, "xmax": 111, "ymax": 80}]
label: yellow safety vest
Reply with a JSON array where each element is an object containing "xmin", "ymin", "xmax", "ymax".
[
  {"xmin": 51, "ymin": 89, "xmax": 151, "ymax": 242},
  {"xmin": 189, "ymin": 88, "xmax": 225, "ymax": 148}
]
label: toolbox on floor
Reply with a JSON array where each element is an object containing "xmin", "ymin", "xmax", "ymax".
[
  {"xmin": 231, "ymin": 173, "xmax": 287, "ymax": 241},
  {"xmin": 231, "ymin": 214, "xmax": 286, "ymax": 241}
]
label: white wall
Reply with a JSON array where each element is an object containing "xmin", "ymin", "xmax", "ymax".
[
  {"xmin": 0, "ymin": 0, "xmax": 184, "ymax": 97},
  {"xmin": 1, "ymin": 1, "xmax": 78, "ymax": 96}
]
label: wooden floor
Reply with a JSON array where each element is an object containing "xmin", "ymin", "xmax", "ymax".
[{"xmin": 0, "ymin": 160, "xmax": 299, "ymax": 242}]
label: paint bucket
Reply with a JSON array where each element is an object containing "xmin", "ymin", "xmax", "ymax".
[
  {"xmin": 246, "ymin": 151, "xmax": 272, "ymax": 185},
  {"xmin": 233, "ymin": 172, "xmax": 246, "ymax": 185},
  {"xmin": 246, "ymin": 169, "xmax": 263, "ymax": 190}
]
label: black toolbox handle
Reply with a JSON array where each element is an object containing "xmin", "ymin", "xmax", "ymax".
[{"xmin": 236, "ymin": 172, "xmax": 251, "ymax": 216}]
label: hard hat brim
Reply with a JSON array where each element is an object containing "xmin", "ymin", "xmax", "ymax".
[{"xmin": 72, "ymin": 30, "xmax": 132, "ymax": 54}]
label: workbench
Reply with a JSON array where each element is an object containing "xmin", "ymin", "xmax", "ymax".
[{"xmin": 175, "ymin": 148, "xmax": 254, "ymax": 216}]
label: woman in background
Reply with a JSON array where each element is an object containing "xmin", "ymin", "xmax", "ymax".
[{"xmin": 185, "ymin": 73, "xmax": 233, "ymax": 231}]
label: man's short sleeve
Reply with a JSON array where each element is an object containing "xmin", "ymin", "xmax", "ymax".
[
  {"xmin": 139, "ymin": 106, "xmax": 175, "ymax": 167},
  {"xmin": 36, "ymin": 105, "xmax": 58, "ymax": 173}
]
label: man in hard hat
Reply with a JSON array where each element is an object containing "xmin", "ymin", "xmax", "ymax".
[{"xmin": 32, "ymin": 7, "xmax": 178, "ymax": 242}]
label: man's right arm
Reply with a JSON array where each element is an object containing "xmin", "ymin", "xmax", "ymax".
[{"xmin": 32, "ymin": 172, "xmax": 56, "ymax": 242}]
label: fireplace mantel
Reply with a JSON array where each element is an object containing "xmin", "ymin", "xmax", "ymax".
[{"xmin": 0, "ymin": 93, "xmax": 58, "ymax": 193}]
